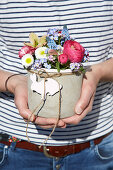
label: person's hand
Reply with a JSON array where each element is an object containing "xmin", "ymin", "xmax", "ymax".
[
  {"xmin": 62, "ymin": 65, "xmax": 100, "ymax": 125},
  {"xmin": 9, "ymin": 75, "xmax": 66, "ymax": 129}
]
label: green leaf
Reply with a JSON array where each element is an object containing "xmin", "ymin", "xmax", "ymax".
[{"xmin": 56, "ymin": 61, "xmax": 60, "ymax": 72}]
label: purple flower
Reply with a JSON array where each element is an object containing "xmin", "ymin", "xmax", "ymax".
[
  {"xmin": 70, "ymin": 63, "xmax": 76, "ymax": 70},
  {"xmin": 32, "ymin": 59, "xmax": 42, "ymax": 69},
  {"xmin": 48, "ymin": 55, "xmax": 55, "ymax": 62},
  {"xmin": 70, "ymin": 63, "xmax": 81, "ymax": 71}
]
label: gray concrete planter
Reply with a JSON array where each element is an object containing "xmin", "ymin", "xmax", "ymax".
[{"xmin": 28, "ymin": 69, "xmax": 83, "ymax": 118}]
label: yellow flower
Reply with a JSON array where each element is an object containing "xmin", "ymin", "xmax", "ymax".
[{"xmin": 24, "ymin": 32, "xmax": 47, "ymax": 48}]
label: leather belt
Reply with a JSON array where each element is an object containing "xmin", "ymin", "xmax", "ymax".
[{"xmin": 0, "ymin": 131, "xmax": 112, "ymax": 158}]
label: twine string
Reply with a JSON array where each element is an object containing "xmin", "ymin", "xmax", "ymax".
[
  {"xmin": 39, "ymin": 81, "xmax": 61, "ymax": 148},
  {"xmin": 28, "ymin": 69, "xmax": 76, "ymax": 78},
  {"xmin": 26, "ymin": 99, "xmax": 44, "ymax": 142},
  {"xmin": 26, "ymin": 69, "xmax": 65, "ymax": 145}
]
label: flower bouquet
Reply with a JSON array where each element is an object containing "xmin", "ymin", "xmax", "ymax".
[{"xmin": 19, "ymin": 26, "xmax": 89, "ymax": 118}]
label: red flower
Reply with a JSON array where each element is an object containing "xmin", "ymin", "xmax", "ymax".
[
  {"xmin": 58, "ymin": 54, "xmax": 68, "ymax": 64},
  {"xmin": 19, "ymin": 46, "xmax": 35, "ymax": 58},
  {"xmin": 63, "ymin": 40, "xmax": 85, "ymax": 63}
]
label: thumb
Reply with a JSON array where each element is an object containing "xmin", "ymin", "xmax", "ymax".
[
  {"xmin": 15, "ymin": 96, "xmax": 35, "ymax": 122},
  {"xmin": 75, "ymin": 86, "xmax": 94, "ymax": 115},
  {"xmin": 20, "ymin": 109, "xmax": 36, "ymax": 122}
]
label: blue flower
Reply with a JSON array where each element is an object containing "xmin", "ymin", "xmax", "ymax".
[
  {"xmin": 56, "ymin": 45, "xmax": 62, "ymax": 50},
  {"xmin": 47, "ymin": 28, "xmax": 58, "ymax": 40},
  {"xmin": 84, "ymin": 49, "xmax": 89, "ymax": 56},
  {"xmin": 40, "ymin": 58, "xmax": 47, "ymax": 64},
  {"xmin": 45, "ymin": 48, "xmax": 49, "ymax": 54},
  {"xmin": 82, "ymin": 49, "xmax": 89, "ymax": 62},
  {"xmin": 60, "ymin": 37, "xmax": 66, "ymax": 46},
  {"xmin": 44, "ymin": 63, "xmax": 51, "ymax": 69}
]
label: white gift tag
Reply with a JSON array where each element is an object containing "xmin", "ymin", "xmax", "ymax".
[{"xmin": 30, "ymin": 73, "xmax": 62, "ymax": 100}]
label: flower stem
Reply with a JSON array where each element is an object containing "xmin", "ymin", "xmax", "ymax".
[{"xmin": 56, "ymin": 61, "xmax": 60, "ymax": 72}]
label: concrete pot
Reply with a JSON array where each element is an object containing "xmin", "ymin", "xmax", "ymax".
[{"xmin": 28, "ymin": 69, "xmax": 83, "ymax": 118}]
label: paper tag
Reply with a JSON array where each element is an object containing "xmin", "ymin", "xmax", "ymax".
[{"xmin": 30, "ymin": 73, "xmax": 62, "ymax": 100}]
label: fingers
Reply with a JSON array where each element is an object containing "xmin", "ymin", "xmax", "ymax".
[
  {"xmin": 15, "ymin": 92, "xmax": 66, "ymax": 128},
  {"xmin": 62, "ymin": 93, "xmax": 95, "ymax": 125},
  {"xmin": 35, "ymin": 117, "xmax": 66, "ymax": 129},
  {"xmin": 15, "ymin": 94, "xmax": 66, "ymax": 128},
  {"xmin": 39, "ymin": 124, "xmax": 66, "ymax": 129},
  {"xmin": 62, "ymin": 76, "xmax": 96, "ymax": 125},
  {"xmin": 74, "ymin": 71, "xmax": 97, "ymax": 115},
  {"xmin": 13, "ymin": 76, "xmax": 66, "ymax": 129},
  {"xmin": 15, "ymin": 95, "xmax": 36, "ymax": 122},
  {"xmin": 75, "ymin": 85, "xmax": 95, "ymax": 115}
]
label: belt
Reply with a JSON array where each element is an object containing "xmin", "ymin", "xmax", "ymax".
[{"xmin": 0, "ymin": 131, "xmax": 112, "ymax": 158}]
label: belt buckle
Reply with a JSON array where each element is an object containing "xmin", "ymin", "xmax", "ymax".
[{"xmin": 43, "ymin": 145, "xmax": 57, "ymax": 158}]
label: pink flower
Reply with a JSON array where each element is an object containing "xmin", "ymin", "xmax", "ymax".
[
  {"xmin": 58, "ymin": 54, "xmax": 68, "ymax": 64},
  {"xmin": 19, "ymin": 46, "xmax": 35, "ymax": 58},
  {"xmin": 63, "ymin": 40, "xmax": 85, "ymax": 63}
]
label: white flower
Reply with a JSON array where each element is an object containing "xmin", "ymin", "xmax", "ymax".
[
  {"xmin": 21, "ymin": 54, "xmax": 34, "ymax": 68},
  {"xmin": 35, "ymin": 47, "xmax": 47, "ymax": 59}
]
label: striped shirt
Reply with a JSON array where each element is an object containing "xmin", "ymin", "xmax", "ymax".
[{"xmin": 0, "ymin": 0, "xmax": 113, "ymax": 146}]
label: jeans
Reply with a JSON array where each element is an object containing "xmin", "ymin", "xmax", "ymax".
[{"xmin": 0, "ymin": 132, "xmax": 113, "ymax": 170}]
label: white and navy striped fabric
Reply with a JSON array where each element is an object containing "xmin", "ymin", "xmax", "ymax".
[{"xmin": 0, "ymin": 0, "xmax": 113, "ymax": 145}]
